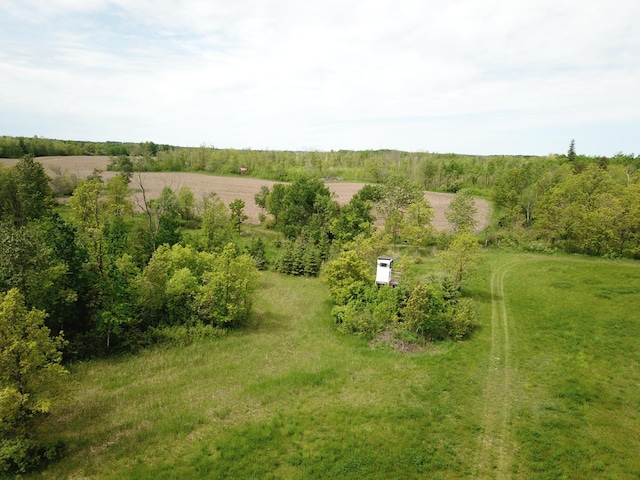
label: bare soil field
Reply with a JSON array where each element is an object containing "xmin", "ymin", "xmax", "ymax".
[{"xmin": 0, "ymin": 156, "xmax": 490, "ymax": 231}]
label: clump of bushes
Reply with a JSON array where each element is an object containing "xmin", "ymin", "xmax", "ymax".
[
  {"xmin": 402, "ymin": 278, "xmax": 477, "ymax": 341},
  {"xmin": 321, "ymin": 249, "xmax": 478, "ymax": 342}
]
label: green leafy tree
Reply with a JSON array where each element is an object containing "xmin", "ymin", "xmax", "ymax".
[
  {"xmin": 69, "ymin": 176, "xmax": 105, "ymax": 270},
  {"xmin": 321, "ymin": 249, "xmax": 373, "ymax": 305},
  {"xmin": 330, "ymin": 186, "xmax": 378, "ymax": 244},
  {"xmin": 333, "ymin": 283, "xmax": 409, "ymax": 336},
  {"xmin": 104, "ymin": 174, "xmax": 133, "ymax": 217},
  {"xmin": 165, "ymin": 267, "xmax": 199, "ymax": 326},
  {"xmin": 265, "ymin": 183, "xmax": 286, "ymax": 226},
  {"xmin": 99, "ymin": 254, "xmax": 139, "ymax": 350},
  {"xmin": 229, "ymin": 198, "xmax": 248, "ymax": 233},
  {"xmin": 401, "ymin": 198, "xmax": 435, "ymax": 249},
  {"xmin": 12, "ymin": 155, "xmax": 55, "ymax": 225},
  {"xmin": 0, "ymin": 166, "xmax": 18, "ymax": 221},
  {"xmin": 0, "ymin": 223, "xmax": 77, "ymax": 334},
  {"xmin": 200, "ymin": 193, "xmax": 231, "ymax": 250},
  {"xmin": 108, "ymin": 155, "xmax": 134, "ymax": 179},
  {"xmin": 377, "ymin": 175, "xmax": 424, "ymax": 244},
  {"xmin": 342, "ymin": 230, "xmax": 393, "ymax": 264},
  {"xmin": 536, "ymin": 165, "xmax": 620, "ymax": 254},
  {"xmin": 445, "ymin": 190, "xmax": 478, "ymax": 234},
  {"xmin": 48, "ymin": 165, "xmax": 79, "ymax": 196},
  {"xmin": 436, "ymin": 232, "xmax": 482, "ymax": 288},
  {"xmin": 149, "ymin": 187, "xmax": 181, "ymax": 247},
  {"xmin": 197, "ymin": 243, "xmax": 260, "ymax": 327},
  {"xmin": 175, "ymin": 186, "xmax": 197, "ymax": 223},
  {"xmin": 38, "ymin": 213, "xmax": 93, "ymax": 337},
  {"xmin": 135, "ymin": 178, "xmax": 181, "ymax": 250},
  {"xmin": 266, "ymin": 176, "xmax": 337, "ymax": 239},
  {"xmin": 254, "ymin": 185, "xmax": 270, "ymax": 211},
  {"xmin": 403, "ymin": 283, "xmax": 447, "ymax": 339},
  {"xmin": 245, "ymin": 236, "xmax": 268, "ymax": 270},
  {"xmin": 136, "ymin": 244, "xmax": 207, "ymax": 327},
  {"xmin": 0, "ymin": 289, "xmax": 67, "ymax": 474},
  {"xmin": 619, "ymin": 183, "xmax": 640, "ymax": 257},
  {"xmin": 0, "ymin": 156, "xmax": 55, "ymax": 226},
  {"xmin": 401, "ymin": 281, "xmax": 477, "ymax": 341},
  {"xmin": 135, "ymin": 243, "xmax": 258, "ymax": 329}
]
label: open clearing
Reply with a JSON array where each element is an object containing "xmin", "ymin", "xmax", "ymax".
[
  {"xmin": 28, "ymin": 253, "xmax": 640, "ymax": 479},
  {"xmin": 0, "ymin": 155, "xmax": 491, "ymax": 230}
]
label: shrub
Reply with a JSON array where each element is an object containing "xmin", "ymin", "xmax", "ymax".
[
  {"xmin": 401, "ymin": 281, "xmax": 477, "ymax": 341},
  {"xmin": 333, "ymin": 304, "xmax": 386, "ymax": 336},
  {"xmin": 446, "ymin": 298, "xmax": 478, "ymax": 340},
  {"xmin": 0, "ymin": 437, "xmax": 64, "ymax": 476},
  {"xmin": 245, "ymin": 236, "xmax": 268, "ymax": 270},
  {"xmin": 403, "ymin": 283, "xmax": 448, "ymax": 340}
]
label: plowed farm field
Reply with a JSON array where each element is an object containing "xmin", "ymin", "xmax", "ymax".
[{"xmin": 1, "ymin": 156, "xmax": 490, "ymax": 230}]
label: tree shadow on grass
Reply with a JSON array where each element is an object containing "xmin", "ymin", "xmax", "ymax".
[{"xmin": 247, "ymin": 309, "xmax": 289, "ymax": 334}]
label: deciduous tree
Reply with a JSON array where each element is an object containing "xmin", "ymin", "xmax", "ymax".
[
  {"xmin": 200, "ymin": 193, "xmax": 231, "ymax": 250},
  {"xmin": 377, "ymin": 175, "xmax": 424, "ymax": 243},
  {"xmin": 321, "ymin": 249, "xmax": 373, "ymax": 305},
  {"xmin": 0, "ymin": 289, "xmax": 67, "ymax": 457},
  {"xmin": 445, "ymin": 190, "xmax": 477, "ymax": 234},
  {"xmin": 436, "ymin": 232, "xmax": 482, "ymax": 287},
  {"xmin": 197, "ymin": 243, "xmax": 259, "ymax": 327},
  {"xmin": 401, "ymin": 198, "xmax": 435, "ymax": 249},
  {"xmin": 69, "ymin": 176, "xmax": 105, "ymax": 269},
  {"xmin": 229, "ymin": 198, "xmax": 248, "ymax": 233}
]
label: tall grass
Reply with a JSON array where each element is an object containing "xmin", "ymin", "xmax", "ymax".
[{"xmin": 30, "ymin": 254, "xmax": 640, "ymax": 478}]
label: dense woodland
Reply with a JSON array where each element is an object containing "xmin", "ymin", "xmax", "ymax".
[{"xmin": 1, "ymin": 135, "xmax": 639, "ymax": 473}]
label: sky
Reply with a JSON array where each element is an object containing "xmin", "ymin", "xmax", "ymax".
[{"xmin": 1, "ymin": 0, "xmax": 639, "ymax": 157}]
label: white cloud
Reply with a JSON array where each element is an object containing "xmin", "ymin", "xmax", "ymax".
[{"xmin": 1, "ymin": 0, "xmax": 639, "ymax": 155}]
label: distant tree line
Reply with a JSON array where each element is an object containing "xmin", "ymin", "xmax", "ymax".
[
  {"xmin": 0, "ymin": 135, "xmax": 172, "ymax": 159},
  {"xmin": 4, "ymin": 135, "xmax": 638, "ymax": 197}
]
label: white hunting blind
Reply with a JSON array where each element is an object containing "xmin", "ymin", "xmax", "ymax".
[{"xmin": 376, "ymin": 256, "xmax": 394, "ymax": 286}]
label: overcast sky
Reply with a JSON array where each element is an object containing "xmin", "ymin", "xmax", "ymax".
[{"xmin": 1, "ymin": 0, "xmax": 639, "ymax": 156}]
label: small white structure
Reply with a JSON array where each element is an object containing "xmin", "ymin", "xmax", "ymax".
[{"xmin": 376, "ymin": 257, "xmax": 394, "ymax": 286}]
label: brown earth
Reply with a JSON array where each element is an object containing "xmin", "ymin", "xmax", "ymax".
[{"xmin": 0, "ymin": 156, "xmax": 491, "ymax": 231}]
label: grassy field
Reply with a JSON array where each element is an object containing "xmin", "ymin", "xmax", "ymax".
[{"xmin": 29, "ymin": 252, "xmax": 640, "ymax": 479}]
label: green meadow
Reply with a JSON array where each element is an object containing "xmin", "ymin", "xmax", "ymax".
[{"xmin": 29, "ymin": 252, "xmax": 640, "ymax": 479}]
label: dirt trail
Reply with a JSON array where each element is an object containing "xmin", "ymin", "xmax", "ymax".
[{"xmin": 475, "ymin": 261, "xmax": 517, "ymax": 478}]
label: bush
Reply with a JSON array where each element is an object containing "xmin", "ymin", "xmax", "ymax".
[
  {"xmin": 331, "ymin": 284, "xmax": 407, "ymax": 337},
  {"xmin": 0, "ymin": 437, "xmax": 64, "ymax": 476},
  {"xmin": 333, "ymin": 304, "xmax": 386, "ymax": 336},
  {"xmin": 446, "ymin": 298, "xmax": 478, "ymax": 340},
  {"xmin": 245, "ymin": 236, "xmax": 268, "ymax": 270},
  {"xmin": 401, "ymin": 281, "xmax": 477, "ymax": 341}
]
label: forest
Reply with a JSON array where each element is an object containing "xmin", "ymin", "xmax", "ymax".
[{"xmin": 0, "ymin": 135, "xmax": 639, "ymax": 475}]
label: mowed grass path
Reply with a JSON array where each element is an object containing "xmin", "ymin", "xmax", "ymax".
[{"xmin": 32, "ymin": 254, "xmax": 640, "ymax": 479}]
